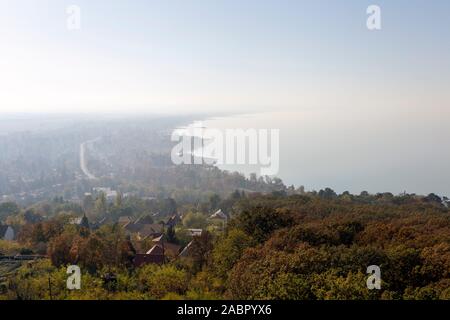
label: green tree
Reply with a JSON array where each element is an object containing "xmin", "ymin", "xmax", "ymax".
[
  {"xmin": 0, "ymin": 202, "xmax": 19, "ymax": 221},
  {"xmin": 212, "ymin": 229, "xmax": 253, "ymax": 279},
  {"xmin": 233, "ymin": 206, "xmax": 293, "ymax": 243},
  {"xmin": 208, "ymin": 194, "xmax": 221, "ymax": 211},
  {"xmin": 137, "ymin": 265, "xmax": 188, "ymax": 299},
  {"xmin": 94, "ymin": 192, "xmax": 108, "ymax": 216},
  {"xmin": 166, "ymin": 225, "xmax": 176, "ymax": 243},
  {"xmin": 190, "ymin": 231, "xmax": 214, "ymax": 273},
  {"xmin": 182, "ymin": 212, "xmax": 207, "ymax": 229}
]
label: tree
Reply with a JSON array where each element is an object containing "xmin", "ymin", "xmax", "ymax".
[
  {"xmin": 336, "ymin": 221, "xmax": 364, "ymax": 245},
  {"xmin": 70, "ymin": 234, "xmax": 107, "ymax": 273},
  {"xmin": 230, "ymin": 189, "xmax": 242, "ymax": 200},
  {"xmin": 48, "ymin": 232, "xmax": 77, "ymax": 267},
  {"xmin": 182, "ymin": 212, "xmax": 207, "ymax": 229},
  {"xmin": 161, "ymin": 198, "xmax": 177, "ymax": 215},
  {"xmin": 80, "ymin": 214, "xmax": 90, "ymax": 231},
  {"xmin": 115, "ymin": 192, "xmax": 123, "ymax": 208},
  {"xmin": 318, "ymin": 188, "xmax": 337, "ymax": 200},
  {"xmin": 424, "ymin": 193, "xmax": 442, "ymax": 203},
  {"xmin": 166, "ymin": 225, "xmax": 176, "ymax": 243},
  {"xmin": 296, "ymin": 185, "xmax": 305, "ymax": 195},
  {"xmin": 208, "ymin": 194, "xmax": 221, "ymax": 211},
  {"xmin": 190, "ymin": 231, "xmax": 214, "ymax": 273},
  {"xmin": 233, "ymin": 206, "xmax": 293, "ymax": 243},
  {"xmin": 311, "ymin": 271, "xmax": 374, "ymax": 300},
  {"xmin": 0, "ymin": 202, "xmax": 19, "ymax": 221},
  {"xmin": 94, "ymin": 192, "xmax": 108, "ymax": 216},
  {"xmin": 212, "ymin": 229, "xmax": 254, "ymax": 279},
  {"xmin": 263, "ymin": 273, "xmax": 313, "ymax": 299},
  {"xmin": 118, "ymin": 236, "xmax": 136, "ymax": 269},
  {"xmin": 83, "ymin": 194, "xmax": 94, "ymax": 212},
  {"xmin": 137, "ymin": 265, "xmax": 188, "ymax": 299}
]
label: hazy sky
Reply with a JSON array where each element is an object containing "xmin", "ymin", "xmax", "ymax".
[{"xmin": 0, "ymin": 0, "xmax": 449, "ymax": 114}]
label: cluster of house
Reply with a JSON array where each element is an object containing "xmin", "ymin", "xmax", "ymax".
[
  {"xmin": 133, "ymin": 233, "xmax": 184, "ymax": 267},
  {"xmin": 72, "ymin": 211, "xmax": 215, "ymax": 267},
  {"xmin": 92, "ymin": 187, "xmax": 119, "ymax": 202},
  {"xmin": 118, "ymin": 209, "xmax": 228, "ymax": 267},
  {"xmin": 2, "ymin": 207, "xmax": 230, "ymax": 268},
  {"xmin": 119, "ymin": 215, "xmax": 165, "ymax": 240},
  {"xmin": 118, "ymin": 213, "xmax": 192, "ymax": 267}
]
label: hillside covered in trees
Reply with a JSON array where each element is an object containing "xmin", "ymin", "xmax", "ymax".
[{"xmin": 1, "ymin": 190, "xmax": 449, "ymax": 300}]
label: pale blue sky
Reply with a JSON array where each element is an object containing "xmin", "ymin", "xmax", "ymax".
[{"xmin": 0, "ymin": 0, "xmax": 449, "ymax": 114}]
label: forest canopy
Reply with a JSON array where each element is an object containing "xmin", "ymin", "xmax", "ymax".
[{"xmin": 1, "ymin": 190, "xmax": 449, "ymax": 300}]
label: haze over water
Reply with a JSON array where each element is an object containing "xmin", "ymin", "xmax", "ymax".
[{"xmin": 202, "ymin": 109, "xmax": 450, "ymax": 196}]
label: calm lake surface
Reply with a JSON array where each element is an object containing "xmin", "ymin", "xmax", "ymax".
[{"xmin": 199, "ymin": 109, "xmax": 450, "ymax": 196}]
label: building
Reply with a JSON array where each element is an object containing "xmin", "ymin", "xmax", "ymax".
[
  {"xmin": 92, "ymin": 187, "xmax": 118, "ymax": 202},
  {"xmin": 134, "ymin": 245, "xmax": 165, "ymax": 267},
  {"xmin": 118, "ymin": 216, "xmax": 133, "ymax": 227},
  {"xmin": 209, "ymin": 209, "xmax": 229, "ymax": 221},
  {"xmin": 69, "ymin": 214, "xmax": 90, "ymax": 229},
  {"xmin": 94, "ymin": 216, "xmax": 113, "ymax": 228},
  {"xmin": 152, "ymin": 234, "xmax": 181, "ymax": 258},
  {"xmin": 1, "ymin": 195, "xmax": 15, "ymax": 203},
  {"xmin": 133, "ymin": 234, "xmax": 182, "ymax": 267},
  {"xmin": 152, "ymin": 234, "xmax": 164, "ymax": 244},
  {"xmin": 179, "ymin": 240, "xmax": 193, "ymax": 258},
  {"xmin": 187, "ymin": 229, "xmax": 203, "ymax": 237},
  {"xmin": 124, "ymin": 222, "xmax": 164, "ymax": 240},
  {"xmin": 134, "ymin": 214, "xmax": 154, "ymax": 225},
  {"xmin": 137, "ymin": 224, "xmax": 164, "ymax": 240},
  {"xmin": 0, "ymin": 225, "xmax": 15, "ymax": 241}
]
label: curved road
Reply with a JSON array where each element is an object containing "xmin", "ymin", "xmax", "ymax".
[{"xmin": 80, "ymin": 138, "xmax": 99, "ymax": 180}]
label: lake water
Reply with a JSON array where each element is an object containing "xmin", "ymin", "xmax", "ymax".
[{"xmin": 196, "ymin": 109, "xmax": 450, "ymax": 196}]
